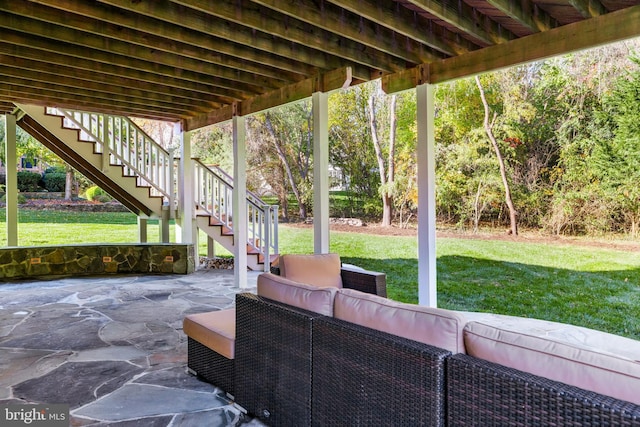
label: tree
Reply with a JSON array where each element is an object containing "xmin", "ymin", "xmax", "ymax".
[
  {"xmin": 248, "ymin": 102, "xmax": 314, "ymax": 220},
  {"xmin": 476, "ymin": 75, "xmax": 519, "ymax": 235},
  {"xmin": 368, "ymin": 89, "xmax": 397, "ymax": 226},
  {"xmin": 329, "ymin": 83, "xmax": 380, "ymax": 203}
]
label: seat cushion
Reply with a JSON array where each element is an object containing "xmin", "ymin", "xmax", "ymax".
[
  {"xmin": 257, "ymin": 272, "xmax": 338, "ymax": 316},
  {"xmin": 183, "ymin": 309, "xmax": 235, "ymax": 359},
  {"xmin": 278, "ymin": 253, "xmax": 343, "ymax": 288},
  {"xmin": 463, "ymin": 314, "xmax": 640, "ymax": 405},
  {"xmin": 334, "ymin": 288, "xmax": 467, "ymax": 353}
]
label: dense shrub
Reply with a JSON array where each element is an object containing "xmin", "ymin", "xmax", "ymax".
[
  {"xmin": 85, "ymin": 185, "xmax": 112, "ymax": 202},
  {"xmin": 45, "ymin": 166, "xmax": 66, "ymax": 174},
  {"xmin": 17, "ymin": 171, "xmax": 42, "ymax": 192},
  {"xmin": 43, "ymin": 173, "xmax": 66, "ymax": 192},
  {"xmin": 0, "ymin": 194, "xmax": 27, "ymax": 204}
]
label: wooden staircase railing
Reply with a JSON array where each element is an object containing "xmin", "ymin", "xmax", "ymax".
[
  {"xmin": 21, "ymin": 105, "xmax": 278, "ymax": 269},
  {"xmin": 194, "ymin": 160, "xmax": 279, "ymax": 265},
  {"xmin": 47, "ymin": 107, "xmax": 177, "ymax": 208}
]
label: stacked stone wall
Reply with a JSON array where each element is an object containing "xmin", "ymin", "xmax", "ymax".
[{"xmin": 0, "ymin": 244, "xmax": 195, "ymax": 280}]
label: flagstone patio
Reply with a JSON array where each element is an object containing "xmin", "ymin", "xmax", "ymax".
[{"xmin": 0, "ymin": 270, "xmax": 265, "ymax": 426}]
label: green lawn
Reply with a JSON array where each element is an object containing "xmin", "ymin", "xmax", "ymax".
[{"xmin": 1, "ymin": 209, "xmax": 639, "ymax": 340}]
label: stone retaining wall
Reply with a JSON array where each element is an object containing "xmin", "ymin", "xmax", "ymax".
[{"xmin": 0, "ymin": 243, "xmax": 195, "ymax": 280}]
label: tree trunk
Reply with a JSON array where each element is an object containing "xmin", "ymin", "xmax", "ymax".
[
  {"xmin": 473, "ymin": 181, "xmax": 482, "ymax": 233},
  {"xmin": 475, "ymin": 76, "xmax": 518, "ymax": 235},
  {"xmin": 264, "ymin": 113, "xmax": 307, "ymax": 219},
  {"xmin": 368, "ymin": 93, "xmax": 396, "ymax": 227},
  {"xmin": 64, "ymin": 164, "xmax": 74, "ymax": 201}
]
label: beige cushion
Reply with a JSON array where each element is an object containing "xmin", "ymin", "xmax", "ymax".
[
  {"xmin": 278, "ymin": 253, "xmax": 343, "ymax": 288},
  {"xmin": 183, "ymin": 309, "xmax": 235, "ymax": 359},
  {"xmin": 463, "ymin": 314, "xmax": 640, "ymax": 405},
  {"xmin": 257, "ymin": 273, "xmax": 337, "ymax": 316},
  {"xmin": 334, "ymin": 288, "xmax": 467, "ymax": 353}
]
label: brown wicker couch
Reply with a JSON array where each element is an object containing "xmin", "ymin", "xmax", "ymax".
[
  {"xmin": 234, "ymin": 258, "xmax": 387, "ymax": 427},
  {"xmin": 230, "ymin": 272, "xmax": 640, "ymax": 427}
]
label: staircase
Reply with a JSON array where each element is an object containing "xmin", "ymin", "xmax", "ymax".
[
  {"xmin": 14, "ymin": 104, "xmax": 278, "ymax": 271},
  {"xmin": 194, "ymin": 162, "xmax": 279, "ymax": 271}
]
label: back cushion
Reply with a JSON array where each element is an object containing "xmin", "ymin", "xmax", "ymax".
[
  {"xmin": 279, "ymin": 253, "xmax": 343, "ymax": 288},
  {"xmin": 334, "ymin": 288, "xmax": 466, "ymax": 353},
  {"xmin": 464, "ymin": 316, "xmax": 640, "ymax": 405},
  {"xmin": 257, "ymin": 273, "xmax": 337, "ymax": 316}
]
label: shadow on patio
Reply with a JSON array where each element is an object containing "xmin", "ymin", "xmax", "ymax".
[{"xmin": 0, "ymin": 270, "xmax": 265, "ymax": 426}]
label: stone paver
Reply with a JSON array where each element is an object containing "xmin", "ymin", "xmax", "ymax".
[{"xmin": 0, "ymin": 270, "xmax": 264, "ymax": 426}]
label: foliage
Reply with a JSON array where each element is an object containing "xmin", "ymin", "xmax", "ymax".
[
  {"xmin": 42, "ymin": 171, "xmax": 66, "ymax": 192},
  {"xmin": 17, "ymin": 171, "xmax": 42, "ymax": 192},
  {"xmin": 329, "ymin": 83, "xmax": 379, "ymax": 199},
  {"xmin": 84, "ymin": 185, "xmax": 112, "ymax": 202},
  {"xmin": 247, "ymin": 102, "xmax": 315, "ymax": 220},
  {"xmin": 191, "ymin": 123, "xmax": 233, "ymax": 171},
  {"xmin": 0, "ymin": 193, "xmax": 27, "ymax": 204}
]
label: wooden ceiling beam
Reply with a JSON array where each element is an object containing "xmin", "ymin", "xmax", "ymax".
[
  {"xmin": 0, "ymin": 7, "xmax": 265, "ymax": 97},
  {"xmin": 0, "ymin": 77, "xmax": 200, "ymax": 116},
  {"xmin": 324, "ymin": 0, "xmax": 477, "ymax": 56},
  {"xmin": 382, "ymin": 4, "xmax": 640, "ymax": 92},
  {"xmin": 484, "ymin": 0, "xmax": 556, "ymax": 33},
  {"xmin": 0, "ymin": 41, "xmax": 229, "ymax": 104},
  {"xmin": 0, "ymin": 26, "xmax": 246, "ymax": 104},
  {"xmin": 0, "ymin": 65, "xmax": 218, "ymax": 113},
  {"xmin": 402, "ymin": 0, "xmax": 516, "ymax": 45},
  {"xmin": 0, "ymin": 88, "xmax": 186, "ymax": 122},
  {"xmin": 173, "ymin": 0, "xmax": 407, "ymax": 73},
  {"xmin": 567, "ymin": 0, "xmax": 607, "ymax": 19},
  {"xmin": 429, "ymin": 3, "xmax": 640, "ymax": 83},
  {"xmin": 99, "ymin": 0, "xmax": 374, "ymax": 79},
  {"xmin": 251, "ymin": 0, "xmax": 443, "ymax": 63},
  {"xmin": 27, "ymin": 0, "xmax": 303, "ymax": 85},
  {"xmin": 186, "ymin": 67, "xmax": 352, "ymax": 130}
]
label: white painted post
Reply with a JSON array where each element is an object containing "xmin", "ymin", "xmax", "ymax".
[
  {"xmin": 160, "ymin": 207, "xmax": 171, "ymax": 243},
  {"xmin": 232, "ymin": 114, "xmax": 248, "ymax": 288},
  {"xmin": 137, "ymin": 217, "xmax": 148, "ymax": 243},
  {"xmin": 4, "ymin": 114, "xmax": 17, "ymax": 246},
  {"xmin": 207, "ymin": 235, "xmax": 215, "ymax": 258},
  {"xmin": 416, "ymin": 84, "xmax": 437, "ymax": 307},
  {"xmin": 312, "ymin": 91, "xmax": 330, "ymax": 254},
  {"xmin": 177, "ymin": 127, "xmax": 197, "ymax": 244}
]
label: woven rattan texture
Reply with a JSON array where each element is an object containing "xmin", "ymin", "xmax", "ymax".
[
  {"xmin": 447, "ymin": 353, "xmax": 640, "ymax": 426},
  {"xmin": 187, "ymin": 337, "xmax": 235, "ymax": 395},
  {"xmin": 340, "ymin": 267, "xmax": 387, "ymax": 297},
  {"xmin": 270, "ymin": 265, "xmax": 386, "ymax": 296},
  {"xmin": 235, "ymin": 293, "xmax": 321, "ymax": 426},
  {"xmin": 311, "ymin": 316, "xmax": 450, "ymax": 426}
]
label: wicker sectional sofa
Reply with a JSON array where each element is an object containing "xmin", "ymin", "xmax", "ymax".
[
  {"xmin": 231, "ymin": 268, "xmax": 640, "ymax": 426},
  {"xmin": 186, "ymin": 254, "xmax": 640, "ymax": 426}
]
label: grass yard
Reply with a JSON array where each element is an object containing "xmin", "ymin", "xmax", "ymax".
[{"xmin": 0, "ymin": 209, "xmax": 639, "ymax": 340}]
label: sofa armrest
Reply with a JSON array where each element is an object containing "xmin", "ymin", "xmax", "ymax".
[
  {"xmin": 312, "ymin": 316, "xmax": 450, "ymax": 427},
  {"xmin": 340, "ymin": 266, "xmax": 386, "ymax": 297},
  {"xmin": 234, "ymin": 293, "xmax": 324, "ymax": 426},
  {"xmin": 270, "ymin": 265, "xmax": 387, "ymax": 297},
  {"xmin": 447, "ymin": 353, "xmax": 640, "ymax": 426}
]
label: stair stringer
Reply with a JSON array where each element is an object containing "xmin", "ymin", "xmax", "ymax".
[
  {"xmin": 196, "ymin": 213, "xmax": 267, "ymax": 271},
  {"xmin": 16, "ymin": 103, "xmax": 163, "ymax": 217}
]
